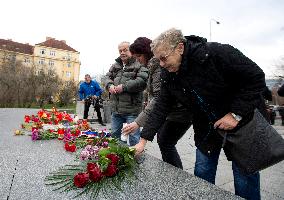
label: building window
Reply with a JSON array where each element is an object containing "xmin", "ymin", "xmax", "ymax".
[
  {"xmin": 66, "ymin": 71, "xmax": 71, "ymax": 77},
  {"xmin": 6, "ymin": 54, "xmax": 16, "ymax": 61},
  {"xmin": 40, "ymin": 49, "xmax": 46, "ymax": 55},
  {"xmin": 67, "ymin": 53, "xmax": 71, "ymax": 61},
  {"xmin": 24, "ymin": 57, "xmax": 30, "ymax": 63},
  {"xmin": 67, "ymin": 62, "xmax": 71, "ymax": 67},
  {"xmin": 50, "ymin": 50, "xmax": 56, "ymax": 56},
  {"xmin": 38, "ymin": 59, "xmax": 45, "ymax": 65},
  {"xmin": 49, "ymin": 60, "xmax": 54, "ymax": 66}
]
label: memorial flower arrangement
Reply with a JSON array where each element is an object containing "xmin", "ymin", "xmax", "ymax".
[
  {"xmin": 17, "ymin": 108, "xmax": 139, "ymax": 199},
  {"xmin": 20, "ymin": 108, "xmax": 85, "ymax": 141},
  {"xmin": 45, "ymin": 135, "xmax": 138, "ymax": 199}
]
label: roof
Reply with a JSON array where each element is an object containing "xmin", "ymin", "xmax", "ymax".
[
  {"xmin": 0, "ymin": 39, "xmax": 34, "ymax": 55},
  {"xmin": 36, "ymin": 38, "xmax": 78, "ymax": 52}
]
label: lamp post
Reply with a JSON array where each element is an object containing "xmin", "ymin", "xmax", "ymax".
[{"xmin": 210, "ymin": 19, "xmax": 220, "ymax": 42}]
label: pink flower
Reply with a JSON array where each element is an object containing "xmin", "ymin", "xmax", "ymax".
[{"xmin": 31, "ymin": 130, "xmax": 39, "ymax": 141}]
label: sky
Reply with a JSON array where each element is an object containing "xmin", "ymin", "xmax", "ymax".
[{"xmin": 1, "ymin": 0, "xmax": 283, "ymax": 80}]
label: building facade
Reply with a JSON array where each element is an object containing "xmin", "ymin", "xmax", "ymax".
[{"xmin": 0, "ymin": 37, "xmax": 80, "ymax": 82}]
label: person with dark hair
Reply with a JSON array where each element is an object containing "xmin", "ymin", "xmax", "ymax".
[
  {"xmin": 277, "ymin": 84, "xmax": 284, "ymax": 97},
  {"xmin": 263, "ymin": 86, "xmax": 276, "ymax": 125},
  {"xmin": 78, "ymin": 74, "xmax": 105, "ymax": 126},
  {"xmin": 277, "ymin": 84, "xmax": 284, "ymax": 125},
  {"xmin": 134, "ymin": 28, "xmax": 267, "ymax": 200},
  {"xmin": 123, "ymin": 37, "xmax": 192, "ymax": 169},
  {"xmin": 104, "ymin": 42, "xmax": 148, "ymax": 146}
]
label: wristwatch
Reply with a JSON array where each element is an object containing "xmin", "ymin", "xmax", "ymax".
[{"xmin": 231, "ymin": 113, "xmax": 242, "ymax": 122}]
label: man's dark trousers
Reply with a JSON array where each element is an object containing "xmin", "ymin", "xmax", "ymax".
[{"xmin": 83, "ymin": 100, "xmax": 103, "ymax": 123}]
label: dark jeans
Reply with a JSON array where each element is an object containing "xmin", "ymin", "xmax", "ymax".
[
  {"xmin": 84, "ymin": 100, "xmax": 102, "ymax": 122},
  {"xmin": 278, "ymin": 108, "xmax": 284, "ymax": 125},
  {"xmin": 157, "ymin": 120, "xmax": 191, "ymax": 169},
  {"xmin": 194, "ymin": 148, "xmax": 260, "ymax": 200}
]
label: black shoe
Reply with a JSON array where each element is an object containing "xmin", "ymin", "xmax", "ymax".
[{"xmin": 99, "ymin": 121, "xmax": 106, "ymax": 126}]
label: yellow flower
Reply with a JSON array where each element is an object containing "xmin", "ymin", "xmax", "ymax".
[{"xmin": 14, "ymin": 129, "xmax": 23, "ymax": 136}]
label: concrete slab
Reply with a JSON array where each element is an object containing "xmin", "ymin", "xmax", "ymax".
[
  {"xmin": 261, "ymin": 165, "xmax": 284, "ymax": 198},
  {"xmin": 215, "ymin": 159, "xmax": 234, "ymax": 187},
  {"xmin": 1, "ymin": 108, "xmax": 242, "ymax": 200},
  {"xmin": 0, "ymin": 156, "xmax": 17, "ymax": 200}
]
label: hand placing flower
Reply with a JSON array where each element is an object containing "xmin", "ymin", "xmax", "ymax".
[
  {"xmin": 122, "ymin": 122, "xmax": 139, "ymax": 135},
  {"xmin": 134, "ymin": 138, "xmax": 147, "ymax": 156}
]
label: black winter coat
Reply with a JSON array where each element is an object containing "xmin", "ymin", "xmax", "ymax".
[
  {"xmin": 278, "ymin": 84, "xmax": 284, "ymax": 97},
  {"xmin": 141, "ymin": 35, "xmax": 267, "ymax": 156}
]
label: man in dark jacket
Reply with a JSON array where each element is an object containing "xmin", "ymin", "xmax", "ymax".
[
  {"xmin": 278, "ymin": 84, "xmax": 284, "ymax": 96},
  {"xmin": 78, "ymin": 74, "xmax": 105, "ymax": 126},
  {"xmin": 134, "ymin": 28, "xmax": 266, "ymax": 200},
  {"xmin": 104, "ymin": 42, "xmax": 148, "ymax": 146}
]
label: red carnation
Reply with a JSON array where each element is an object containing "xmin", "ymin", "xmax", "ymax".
[
  {"xmin": 89, "ymin": 168, "xmax": 103, "ymax": 182},
  {"xmin": 106, "ymin": 153, "xmax": 120, "ymax": 165},
  {"xmin": 87, "ymin": 162, "xmax": 100, "ymax": 173},
  {"xmin": 24, "ymin": 115, "xmax": 31, "ymax": 123},
  {"xmin": 103, "ymin": 164, "xmax": 118, "ymax": 177},
  {"xmin": 73, "ymin": 172, "xmax": 89, "ymax": 188},
  {"xmin": 64, "ymin": 143, "xmax": 76, "ymax": 152}
]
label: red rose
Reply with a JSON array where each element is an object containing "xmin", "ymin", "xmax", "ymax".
[
  {"xmin": 75, "ymin": 129, "xmax": 80, "ymax": 136},
  {"xmin": 73, "ymin": 172, "xmax": 89, "ymax": 188},
  {"xmin": 64, "ymin": 143, "xmax": 70, "ymax": 150},
  {"xmin": 58, "ymin": 129, "xmax": 64, "ymax": 135},
  {"xmin": 68, "ymin": 144, "xmax": 76, "ymax": 152},
  {"xmin": 89, "ymin": 168, "xmax": 103, "ymax": 182},
  {"xmin": 64, "ymin": 143, "xmax": 76, "ymax": 152},
  {"xmin": 106, "ymin": 153, "xmax": 120, "ymax": 165},
  {"xmin": 87, "ymin": 163, "xmax": 100, "ymax": 173},
  {"xmin": 24, "ymin": 115, "xmax": 31, "ymax": 123},
  {"xmin": 103, "ymin": 164, "xmax": 118, "ymax": 177}
]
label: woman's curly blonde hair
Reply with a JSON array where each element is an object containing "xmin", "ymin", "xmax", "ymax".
[{"xmin": 150, "ymin": 28, "xmax": 186, "ymax": 52}]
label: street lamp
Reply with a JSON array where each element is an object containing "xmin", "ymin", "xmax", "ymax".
[{"xmin": 210, "ymin": 19, "xmax": 220, "ymax": 42}]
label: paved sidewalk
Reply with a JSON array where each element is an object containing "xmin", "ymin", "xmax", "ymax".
[{"xmin": 144, "ymin": 125, "xmax": 284, "ymax": 200}]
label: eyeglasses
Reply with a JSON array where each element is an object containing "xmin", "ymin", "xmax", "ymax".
[{"xmin": 157, "ymin": 48, "xmax": 175, "ymax": 63}]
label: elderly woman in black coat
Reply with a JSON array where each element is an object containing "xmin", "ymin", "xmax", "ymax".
[{"xmin": 135, "ymin": 28, "xmax": 266, "ymax": 200}]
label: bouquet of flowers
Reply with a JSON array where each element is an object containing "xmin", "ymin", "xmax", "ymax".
[{"xmin": 45, "ymin": 139, "xmax": 138, "ymax": 199}]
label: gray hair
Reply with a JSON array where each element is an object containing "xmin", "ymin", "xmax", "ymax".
[
  {"xmin": 118, "ymin": 41, "xmax": 130, "ymax": 47},
  {"xmin": 151, "ymin": 28, "xmax": 186, "ymax": 52}
]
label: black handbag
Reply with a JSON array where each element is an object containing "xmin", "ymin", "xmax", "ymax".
[
  {"xmin": 219, "ymin": 109, "xmax": 284, "ymax": 175},
  {"xmin": 190, "ymin": 88, "xmax": 284, "ymax": 175}
]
